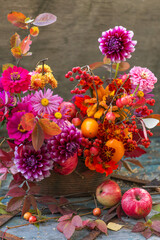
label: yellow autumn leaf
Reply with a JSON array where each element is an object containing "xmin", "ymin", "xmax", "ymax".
[{"xmin": 107, "ymin": 222, "xmax": 124, "ymax": 231}]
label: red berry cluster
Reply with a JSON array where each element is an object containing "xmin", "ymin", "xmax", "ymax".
[
  {"xmin": 135, "ymin": 106, "xmax": 153, "ymax": 116},
  {"xmin": 141, "ymin": 138, "xmax": 150, "ymax": 148},
  {"xmin": 146, "ymin": 99, "xmax": 155, "ymax": 106}
]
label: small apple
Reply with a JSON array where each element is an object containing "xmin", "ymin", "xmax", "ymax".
[
  {"xmin": 105, "ymin": 112, "xmax": 116, "ymax": 121},
  {"xmin": 53, "ymin": 153, "xmax": 78, "ymax": 175},
  {"xmin": 96, "ymin": 179, "xmax": 122, "ymax": 208},
  {"xmin": 72, "ymin": 117, "xmax": 81, "ymax": 127},
  {"xmin": 121, "ymin": 188, "xmax": 152, "ymax": 219},
  {"xmin": 60, "ymin": 101, "xmax": 77, "ymax": 120}
]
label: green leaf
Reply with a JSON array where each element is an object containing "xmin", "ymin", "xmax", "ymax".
[
  {"xmin": 0, "ymin": 208, "xmax": 9, "ymax": 215},
  {"xmin": 33, "ymin": 222, "xmax": 39, "ymax": 229},
  {"xmin": 2, "ymin": 63, "xmax": 14, "ymax": 72},
  {"xmin": 152, "ymin": 204, "xmax": 160, "ymax": 212},
  {"xmin": 150, "ymin": 213, "xmax": 160, "ymax": 221}
]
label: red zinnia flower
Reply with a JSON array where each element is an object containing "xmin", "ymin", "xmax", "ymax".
[{"xmin": 1, "ymin": 66, "xmax": 31, "ymax": 93}]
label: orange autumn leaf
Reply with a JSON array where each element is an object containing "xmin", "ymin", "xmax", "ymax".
[
  {"xmin": 89, "ymin": 62, "xmax": 104, "ymax": 70},
  {"xmin": 112, "ymin": 62, "xmax": 130, "ymax": 71},
  {"xmin": 94, "ymin": 108, "xmax": 105, "ymax": 118},
  {"xmin": 103, "ymin": 56, "xmax": 111, "ymax": 64},
  {"xmin": 38, "ymin": 118, "xmax": 61, "ymax": 138},
  {"xmin": 10, "ymin": 33, "xmax": 21, "ymax": 48},
  {"xmin": 87, "ymin": 104, "xmax": 98, "ymax": 117},
  {"xmin": 20, "ymin": 113, "xmax": 36, "ymax": 131},
  {"xmin": 11, "ymin": 47, "xmax": 22, "ymax": 59},
  {"xmin": 19, "ymin": 35, "xmax": 32, "ymax": 55},
  {"xmin": 7, "ymin": 11, "xmax": 28, "ymax": 29},
  {"xmin": 32, "ymin": 122, "xmax": 44, "ymax": 151}
]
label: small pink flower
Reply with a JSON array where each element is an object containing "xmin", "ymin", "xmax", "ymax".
[
  {"xmin": 30, "ymin": 88, "xmax": 63, "ymax": 115},
  {"xmin": 129, "ymin": 66, "xmax": 157, "ymax": 92},
  {"xmin": 1, "ymin": 66, "xmax": 31, "ymax": 93}
]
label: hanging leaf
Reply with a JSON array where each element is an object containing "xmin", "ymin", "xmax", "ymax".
[
  {"xmin": 142, "ymin": 118, "xmax": 159, "ymax": 129},
  {"xmin": 2, "ymin": 63, "xmax": 14, "ymax": 72},
  {"xmin": 20, "ymin": 113, "xmax": 36, "ymax": 131},
  {"xmin": 38, "ymin": 118, "xmax": 61, "ymax": 138},
  {"xmin": 33, "ymin": 13, "xmax": 57, "ymax": 26},
  {"xmin": 6, "ymin": 196, "xmax": 24, "ymax": 212},
  {"xmin": 89, "ymin": 62, "xmax": 104, "ymax": 70},
  {"xmin": 20, "ymin": 35, "xmax": 32, "ymax": 55},
  {"xmin": 32, "ymin": 122, "xmax": 44, "ymax": 151},
  {"xmin": 122, "ymin": 161, "xmax": 133, "ymax": 173},
  {"xmin": 132, "ymin": 97, "xmax": 146, "ymax": 108},
  {"xmin": 7, "ymin": 11, "xmax": 28, "ymax": 29},
  {"xmin": 6, "ymin": 187, "xmax": 26, "ymax": 197},
  {"xmin": 140, "ymin": 119, "xmax": 148, "ymax": 140},
  {"xmin": 126, "ymin": 158, "xmax": 144, "ymax": 168},
  {"xmin": 11, "ymin": 46, "xmax": 22, "ymax": 59},
  {"xmin": 10, "ymin": 33, "xmax": 21, "ymax": 48},
  {"xmin": 112, "ymin": 61, "xmax": 130, "ymax": 71}
]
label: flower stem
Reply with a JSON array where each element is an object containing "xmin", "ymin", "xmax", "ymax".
[
  {"xmin": 17, "ymin": 93, "xmax": 22, "ymax": 102},
  {"xmin": 114, "ymin": 63, "xmax": 119, "ymax": 79},
  {"xmin": 132, "ymin": 84, "xmax": 139, "ymax": 96}
]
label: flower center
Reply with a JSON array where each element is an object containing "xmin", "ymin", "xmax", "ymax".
[
  {"xmin": 11, "ymin": 72, "xmax": 21, "ymax": 81},
  {"xmin": 18, "ymin": 123, "xmax": 26, "ymax": 132},
  {"xmin": 54, "ymin": 112, "xmax": 62, "ymax": 119},
  {"xmin": 27, "ymin": 155, "xmax": 37, "ymax": 167},
  {"xmin": 137, "ymin": 91, "xmax": 144, "ymax": 98},
  {"xmin": 41, "ymin": 98, "xmax": 49, "ymax": 106},
  {"xmin": 141, "ymin": 71, "xmax": 148, "ymax": 79},
  {"xmin": 66, "ymin": 142, "xmax": 78, "ymax": 153},
  {"xmin": 107, "ymin": 36, "xmax": 122, "ymax": 53}
]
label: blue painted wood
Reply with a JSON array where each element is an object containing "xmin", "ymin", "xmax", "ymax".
[{"xmin": 0, "ymin": 137, "xmax": 159, "ymax": 239}]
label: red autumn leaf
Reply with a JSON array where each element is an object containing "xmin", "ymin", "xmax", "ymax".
[
  {"xmin": 21, "ymin": 195, "xmax": 31, "ymax": 216},
  {"xmin": 89, "ymin": 62, "xmax": 104, "ymax": 70},
  {"xmin": 63, "ymin": 221, "xmax": 75, "ymax": 240},
  {"xmin": 48, "ymin": 204, "xmax": 59, "ymax": 214},
  {"xmin": 37, "ymin": 196, "xmax": 57, "ymax": 204},
  {"xmin": 20, "ymin": 113, "xmax": 36, "ymax": 131},
  {"xmin": 7, "ymin": 11, "xmax": 28, "ymax": 29},
  {"xmin": 28, "ymin": 184, "xmax": 40, "ymax": 195},
  {"xmin": 6, "ymin": 196, "xmax": 24, "ymax": 212},
  {"xmin": 59, "ymin": 197, "xmax": 69, "ymax": 205},
  {"xmin": 6, "ymin": 187, "xmax": 26, "ymax": 197},
  {"xmin": 112, "ymin": 61, "xmax": 130, "ymax": 71},
  {"xmin": 58, "ymin": 213, "xmax": 73, "ymax": 222},
  {"xmin": 0, "ymin": 168, "xmax": 8, "ymax": 180},
  {"xmin": 125, "ymin": 147, "xmax": 146, "ymax": 158},
  {"xmin": 10, "ymin": 33, "xmax": 21, "ymax": 48},
  {"xmin": 142, "ymin": 228, "xmax": 152, "ymax": 239},
  {"xmin": 146, "ymin": 114, "xmax": 160, "ymax": 126},
  {"xmin": 33, "ymin": 13, "xmax": 57, "ymax": 26},
  {"xmin": 19, "ymin": 35, "xmax": 32, "ymax": 55},
  {"xmin": 83, "ymin": 220, "xmax": 97, "ymax": 229},
  {"xmin": 132, "ymin": 97, "xmax": 146, "ymax": 108},
  {"xmin": 29, "ymin": 195, "xmax": 37, "ymax": 211},
  {"xmin": 71, "ymin": 215, "xmax": 83, "ymax": 228},
  {"xmin": 132, "ymin": 222, "xmax": 146, "ymax": 232},
  {"xmin": 32, "ymin": 122, "xmax": 44, "ymax": 151},
  {"xmin": 151, "ymin": 221, "xmax": 160, "ymax": 232},
  {"xmin": 95, "ymin": 219, "xmax": 107, "ymax": 234},
  {"xmin": 57, "ymin": 221, "xmax": 67, "ymax": 233},
  {"xmin": 11, "ymin": 46, "xmax": 22, "ymax": 59},
  {"xmin": 38, "ymin": 118, "xmax": 61, "ymax": 138},
  {"xmin": 126, "ymin": 158, "xmax": 144, "ymax": 168},
  {"xmin": 0, "ymin": 149, "xmax": 14, "ymax": 168}
]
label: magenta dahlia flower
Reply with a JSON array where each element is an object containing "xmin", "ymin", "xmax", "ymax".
[
  {"xmin": 98, "ymin": 26, "xmax": 137, "ymax": 63},
  {"xmin": 14, "ymin": 143, "xmax": 53, "ymax": 181},
  {"xmin": 129, "ymin": 66, "xmax": 157, "ymax": 92},
  {"xmin": 47, "ymin": 123, "xmax": 82, "ymax": 164},
  {"xmin": 30, "ymin": 88, "xmax": 63, "ymax": 115},
  {"xmin": 1, "ymin": 66, "xmax": 31, "ymax": 93}
]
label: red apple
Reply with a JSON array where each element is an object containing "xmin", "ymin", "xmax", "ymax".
[
  {"xmin": 53, "ymin": 153, "xmax": 78, "ymax": 175},
  {"xmin": 60, "ymin": 101, "xmax": 76, "ymax": 120},
  {"xmin": 121, "ymin": 188, "xmax": 152, "ymax": 219},
  {"xmin": 96, "ymin": 180, "xmax": 122, "ymax": 208},
  {"xmin": 72, "ymin": 117, "xmax": 81, "ymax": 127}
]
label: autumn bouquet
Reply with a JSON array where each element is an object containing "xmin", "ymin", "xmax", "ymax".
[{"xmin": 0, "ymin": 12, "xmax": 159, "ymax": 204}]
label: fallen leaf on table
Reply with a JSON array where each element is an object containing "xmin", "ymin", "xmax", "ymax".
[{"xmin": 107, "ymin": 222, "xmax": 124, "ymax": 231}]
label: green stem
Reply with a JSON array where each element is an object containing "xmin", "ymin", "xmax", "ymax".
[
  {"xmin": 114, "ymin": 63, "xmax": 119, "ymax": 79},
  {"xmin": 17, "ymin": 93, "xmax": 22, "ymax": 102},
  {"xmin": 132, "ymin": 84, "xmax": 140, "ymax": 96}
]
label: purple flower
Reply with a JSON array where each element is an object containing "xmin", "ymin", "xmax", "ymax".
[
  {"xmin": 14, "ymin": 143, "xmax": 53, "ymax": 181},
  {"xmin": 47, "ymin": 123, "xmax": 82, "ymax": 164},
  {"xmin": 98, "ymin": 26, "xmax": 137, "ymax": 63}
]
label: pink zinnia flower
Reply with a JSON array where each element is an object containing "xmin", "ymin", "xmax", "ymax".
[
  {"xmin": 7, "ymin": 111, "xmax": 32, "ymax": 145},
  {"xmin": 98, "ymin": 26, "xmax": 137, "ymax": 63},
  {"xmin": 129, "ymin": 66, "xmax": 157, "ymax": 92},
  {"xmin": 30, "ymin": 88, "xmax": 63, "ymax": 115},
  {"xmin": 1, "ymin": 66, "xmax": 31, "ymax": 93}
]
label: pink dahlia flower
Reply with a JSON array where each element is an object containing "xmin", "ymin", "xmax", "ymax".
[
  {"xmin": 7, "ymin": 111, "xmax": 32, "ymax": 145},
  {"xmin": 47, "ymin": 123, "xmax": 82, "ymax": 164},
  {"xmin": 98, "ymin": 26, "xmax": 137, "ymax": 63},
  {"xmin": 14, "ymin": 143, "xmax": 53, "ymax": 181},
  {"xmin": 129, "ymin": 66, "xmax": 157, "ymax": 92},
  {"xmin": 30, "ymin": 88, "xmax": 63, "ymax": 115},
  {"xmin": 1, "ymin": 66, "xmax": 31, "ymax": 93}
]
